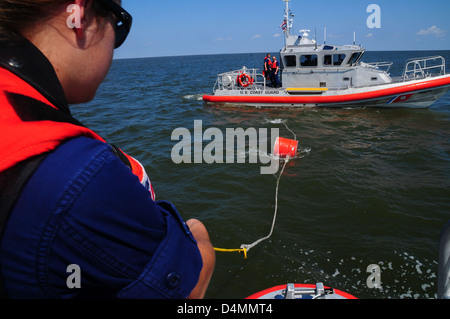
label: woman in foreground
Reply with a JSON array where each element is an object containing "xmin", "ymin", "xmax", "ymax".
[{"xmin": 0, "ymin": 0, "xmax": 215, "ymax": 299}]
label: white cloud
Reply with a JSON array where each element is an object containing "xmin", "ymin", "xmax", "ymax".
[
  {"xmin": 252, "ymin": 34, "xmax": 262, "ymax": 40},
  {"xmin": 213, "ymin": 37, "xmax": 232, "ymax": 42},
  {"xmin": 273, "ymin": 33, "xmax": 281, "ymax": 38},
  {"xmin": 416, "ymin": 25, "xmax": 446, "ymax": 37},
  {"xmin": 326, "ymin": 33, "xmax": 344, "ymax": 39},
  {"xmin": 366, "ymin": 33, "xmax": 374, "ymax": 38}
]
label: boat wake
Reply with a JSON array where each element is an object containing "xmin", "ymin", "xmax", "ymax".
[
  {"xmin": 265, "ymin": 118, "xmax": 286, "ymax": 124},
  {"xmin": 183, "ymin": 94, "xmax": 204, "ymax": 101}
]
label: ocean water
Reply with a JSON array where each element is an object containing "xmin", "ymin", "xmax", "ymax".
[{"xmin": 73, "ymin": 51, "xmax": 450, "ymax": 299}]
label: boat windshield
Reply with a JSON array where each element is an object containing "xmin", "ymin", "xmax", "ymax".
[{"xmin": 349, "ymin": 52, "xmax": 363, "ymax": 65}]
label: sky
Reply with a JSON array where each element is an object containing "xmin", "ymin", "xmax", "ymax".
[{"xmin": 114, "ymin": 0, "xmax": 450, "ymax": 59}]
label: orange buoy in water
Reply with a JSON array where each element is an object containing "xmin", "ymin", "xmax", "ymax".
[{"xmin": 274, "ymin": 137, "xmax": 298, "ymax": 158}]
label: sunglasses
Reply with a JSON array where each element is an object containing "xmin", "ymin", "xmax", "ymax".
[{"xmin": 97, "ymin": 0, "xmax": 133, "ymax": 49}]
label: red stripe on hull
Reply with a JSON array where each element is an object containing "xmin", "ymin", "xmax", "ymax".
[
  {"xmin": 203, "ymin": 76, "xmax": 450, "ymax": 105},
  {"xmin": 246, "ymin": 284, "xmax": 357, "ymax": 299}
]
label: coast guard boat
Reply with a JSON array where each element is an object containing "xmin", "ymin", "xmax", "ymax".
[{"xmin": 203, "ymin": 0, "xmax": 450, "ymax": 108}]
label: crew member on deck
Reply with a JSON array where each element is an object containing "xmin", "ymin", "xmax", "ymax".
[
  {"xmin": 263, "ymin": 53, "xmax": 272, "ymax": 81},
  {"xmin": 0, "ymin": 0, "xmax": 215, "ymax": 299},
  {"xmin": 271, "ymin": 56, "xmax": 281, "ymax": 88}
]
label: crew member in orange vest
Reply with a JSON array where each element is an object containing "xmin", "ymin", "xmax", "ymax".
[{"xmin": 271, "ymin": 56, "xmax": 281, "ymax": 88}]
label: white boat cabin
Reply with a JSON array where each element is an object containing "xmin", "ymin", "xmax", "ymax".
[{"xmin": 280, "ymin": 30, "xmax": 392, "ymax": 90}]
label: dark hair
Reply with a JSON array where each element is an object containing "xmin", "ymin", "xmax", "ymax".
[{"xmin": 0, "ymin": 0, "xmax": 108, "ymax": 41}]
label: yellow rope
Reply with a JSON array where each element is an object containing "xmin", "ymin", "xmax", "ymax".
[{"xmin": 214, "ymin": 247, "xmax": 248, "ymax": 259}]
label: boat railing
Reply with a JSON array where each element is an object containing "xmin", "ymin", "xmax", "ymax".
[
  {"xmin": 402, "ymin": 56, "xmax": 446, "ymax": 81},
  {"xmin": 361, "ymin": 61, "xmax": 393, "ymax": 73},
  {"xmin": 214, "ymin": 67, "xmax": 267, "ymax": 91}
]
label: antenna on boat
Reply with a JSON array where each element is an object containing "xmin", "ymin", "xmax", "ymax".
[
  {"xmin": 283, "ymin": 1, "xmax": 291, "ymax": 24},
  {"xmin": 283, "ymin": 0, "xmax": 291, "ymax": 33},
  {"xmin": 314, "ymin": 28, "xmax": 317, "ymax": 50},
  {"xmin": 324, "ymin": 27, "xmax": 327, "ymax": 44},
  {"xmin": 353, "ymin": 31, "xmax": 356, "ymax": 45},
  {"xmin": 282, "ymin": 0, "xmax": 292, "ymax": 49}
]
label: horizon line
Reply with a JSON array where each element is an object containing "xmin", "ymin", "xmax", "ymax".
[{"xmin": 114, "ymin": 48, "xmax": 450, "ymax": 61}]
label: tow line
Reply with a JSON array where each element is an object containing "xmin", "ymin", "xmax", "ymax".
[{"xmin": 214, "ymin": 122, "xmax": 297, "ymax": 258}]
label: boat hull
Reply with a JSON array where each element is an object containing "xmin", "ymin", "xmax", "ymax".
[
  {"xmin": 246, "ymin": 283, "xmax": 357, "ymax": 300},
  {"xmin": 203, "ymin": 75, "xmax": 450, "ymax": 108}
]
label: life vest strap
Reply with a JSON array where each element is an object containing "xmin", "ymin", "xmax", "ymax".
[{"xmin": 0, "ymin": 154, "xmax": 47, "ymax": 298}]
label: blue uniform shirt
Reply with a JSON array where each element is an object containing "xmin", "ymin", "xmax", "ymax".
[{"xmin": 0, "ymin": 137, "xmax": 202, "ymax": 299}]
